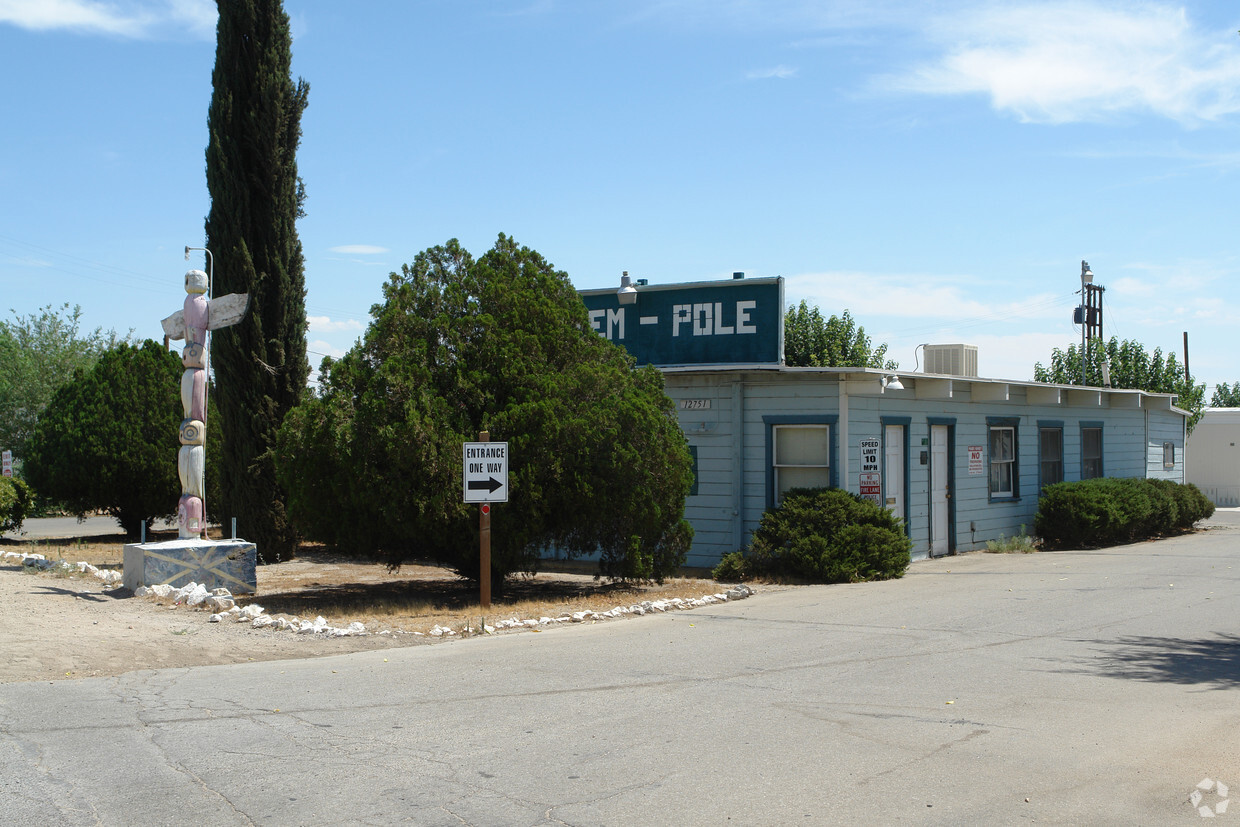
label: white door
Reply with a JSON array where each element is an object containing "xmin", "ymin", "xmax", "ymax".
[
  {"xmin": 884, "ymin": 425, "xmax": 905, "ymax": 524},
  {"xmin": 931, "ymin": 424, "xmax": 950, "ymax": 556}
]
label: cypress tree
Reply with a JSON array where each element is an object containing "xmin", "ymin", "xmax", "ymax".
[{"xmin": 204, "ymin": 0, "xmax": 309, "ymax": 561}]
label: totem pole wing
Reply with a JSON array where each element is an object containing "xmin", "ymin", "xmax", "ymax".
[
  {"xmin": 206, "ymin": 292, "xmax": 250, "ymax": 330},
  {"xmin": 161, "ymin": 310, "xmax": 187, "ymax": 340}
]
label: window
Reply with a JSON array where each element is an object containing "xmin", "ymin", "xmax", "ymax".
[
  {"xmin": 1039, "ymin": 425, "xmax": 1063, "ymax": 488},
  {"xmin": 1082, "ymin": 425, "xmax": 1103, "ymax": 479},
  {"xmin": 987, "ymin": 417, "xmax": 1020, "ymax": 500},
  {"xmin": 1163, "ymin": 442, "xmax": 1175, "ymax": 470},
  {"xmin": 764, "ymin": 415, "xmax": 838, "ymax": 508},
  {"xmin": 772, "ymin": 424, "xmax": 831, "ymax": 503},
  {"xmin": 990, "ymin": 427, "xmax": 1015, "ymax": 496}
]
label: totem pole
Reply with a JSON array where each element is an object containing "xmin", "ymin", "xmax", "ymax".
[{"xmin": 160, "ymin": 269, "xmax": 248, "ymax": 540}]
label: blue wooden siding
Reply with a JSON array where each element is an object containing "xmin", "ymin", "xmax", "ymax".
[
  {"xmin": 1145, "ymin": 409, "xmax": 1186, "ymax": 481},
  {"xmin": 664, "ymin": 371, "xmax": 1187, "ymax": 568}
]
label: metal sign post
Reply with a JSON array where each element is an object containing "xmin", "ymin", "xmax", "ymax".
[
  {"xmin": 479, "ymin": 432, "xmax": 491, "ymax": 609},
  {"xmin": 464, "ymin": 434, "xmax": 509, "ymax": 609}
]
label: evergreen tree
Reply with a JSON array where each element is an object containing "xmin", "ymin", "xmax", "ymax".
[
  {"xmin": 204, "ymin": 0, "xmax": 309, "ymax": 561},
  {"xmin": 24, "ymin": 342, "xmax": 181, "ymax": 537},
  {"xmin": 274, "ymin": 235, "xmax": 695, "ymax": 595}
]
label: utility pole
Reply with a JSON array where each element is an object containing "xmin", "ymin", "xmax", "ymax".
[
  {"xmin": 1184, "ymin": 331, "xmax": 1190, "ymax": 382},
  {"xmin": 1076, "ymin": 261, "xmax": 1104, "ymax": 385}
]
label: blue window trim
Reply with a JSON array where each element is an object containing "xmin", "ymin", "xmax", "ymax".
[
  {"xmin": 1080, "ymin": 420, "xmax": 1104, "ymax": 479},
  {"xmin": 763, "ymin": 414, "xmax": 838, "ymax": 509},
  {"xmin": 986, "ymin": 416, "xmax": 1021, "ymax": 503},
  {"xmin": 1037, "ymin": 419, "xmax": 1064, "ymax": 491},
  {"xmin": 926, "ymin": 417, "xmax": 957, "ymax": 554},
  {"xmin": 881, "ymin": 416, "xmax": 912, "ymax": 536},
  {"xmin": 687, "ymin": 444, "xmax": 699, "ymax": 497}
]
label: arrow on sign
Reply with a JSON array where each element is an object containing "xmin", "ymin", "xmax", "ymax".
[{"xmin": 467, "ymin": 477, "xmax": 504, "ymax": 494}]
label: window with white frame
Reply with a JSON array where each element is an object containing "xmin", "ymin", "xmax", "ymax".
[
  {"xmin": 1082, "ymin": 426, "xmax": 1103, "ymax": 479},
  {"xmin": 989, "ymin": 422, "xmax": 1017, "ymax": 498},
  {"xmin": 772, "ymin": 424, "xmax": 831, "ymax": 503},
  {"xmin": 1163, "ymin": 441, "xmax": 1175, "ymax": 470}
]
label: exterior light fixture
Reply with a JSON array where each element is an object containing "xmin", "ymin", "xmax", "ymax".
[
  {"xmin": 618, "ymin": 271, "xmax": 638, "ymax": 305},
  {"xmin": 1079, "ymin": 260, "xmax": 1095, "ymax": 385},
  {"xmin": 883, "ymin": 375, "xmax": 904, "ymax": 391}
]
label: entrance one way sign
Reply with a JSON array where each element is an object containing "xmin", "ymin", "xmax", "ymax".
[{"xmin": 463, "ymin": 441, "xmax": 509, "ymax": 503}]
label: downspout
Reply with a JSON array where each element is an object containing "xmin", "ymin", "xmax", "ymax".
[
  {"xmin": 840, "ymin": 374, "xmax": 850, "ymax": 492},
  {"xmin": 732, "ymin": 376, "xmax": 745, "ymax": 550}
]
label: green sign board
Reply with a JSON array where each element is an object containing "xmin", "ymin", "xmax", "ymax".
[{"xmin": 580, "ymin": 277, "xmax": 783, "ymax": 366}]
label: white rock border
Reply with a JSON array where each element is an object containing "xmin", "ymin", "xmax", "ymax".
[
  {"xmin": 2, "ymin": 550, "xmax": 124, "ymax": 585},
  {"xmin": 4, "ymin": 549, "xmax": 757, "ymax": 641}
]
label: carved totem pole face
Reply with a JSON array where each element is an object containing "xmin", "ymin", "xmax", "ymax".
[{"xmin": 185, "ymin": 269, "xmax": 209, "ymax": 295}]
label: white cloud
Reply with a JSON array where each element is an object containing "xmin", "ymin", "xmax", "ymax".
[
  {"xmin": 964, "ymin": 331, "xmax": 1077, "ymax": 380},
  {"xmin": 307, "ymin": 315, "xmax": 364, "ymax": 334},
  {"xmin": 0, "ymin": 0, "xmax": 215, "ymax": 39},
  {"xmin": 747, "ymin": 64, "xmax": 798, "ymax": 80},
  {"xmin": 328, "ymin": 245, "xmax": 389, "ymax": 255},
  {"xmin": 784, "ymin": 270, "xmax": 1067, "ymax": 323},
  {"xmin": 884, "ymin": 2, "xmax": 1240, "ymax": 125},
  {"xmin": 307, "ymin": 339, "xmax": 348, "ymax": 360}
]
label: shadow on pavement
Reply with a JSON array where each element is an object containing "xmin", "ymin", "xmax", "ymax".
[{"xmin": 1084, "ymin": 633, "xmax": 1240, "ymax": 689}]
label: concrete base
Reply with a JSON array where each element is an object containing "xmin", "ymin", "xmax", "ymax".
[{"xmin": 123, "ymin": 539, "xmax": 257, "ymax": 594}]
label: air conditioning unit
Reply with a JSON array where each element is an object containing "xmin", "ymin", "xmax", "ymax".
[{"xmin": 922, "ymin": 344, "xmax": 978, "ymax": 377}]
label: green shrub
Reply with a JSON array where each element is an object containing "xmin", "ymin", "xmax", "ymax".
[
  {"xmin": 0, "ymin": 476, "xmax": 33, "ymax": 534},
  {"xmin": 741, "ymin": 488, "xmax": 911, "ymax": 583},
  {"xmin": 1036, "ymin": 477, "xmax": 1213, "ymax": 548},
  {"xmin": 1141, "ymin": 478, "xmax": 1180, "ymax": 534},
  {"xmin": 1096, "ymin": 478, "xmax": 1154, "ymax": 542},
  {"xmin": 985, "ymin": 525, "xmax": 1037, "ymax": 553},
  {"xmin": 1179, "ymin": 483, "xmax": 1215, "ymax": 526},
  {"xmin": 1035, "ymin": 481, "xmax": 1121, "ymax": 547},
  {"xmin": 712, "ymin": 551, "xmax": 751, "ymax": 582}
]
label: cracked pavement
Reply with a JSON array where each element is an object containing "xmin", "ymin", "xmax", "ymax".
[{"xmin": 2, "ymin": 519, "xmax": 1238, "ymax": 825}]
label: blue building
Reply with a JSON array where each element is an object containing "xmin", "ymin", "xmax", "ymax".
[{"xmin": 582, "ymin": 276, "xmax": 1189, "ymax": 566}]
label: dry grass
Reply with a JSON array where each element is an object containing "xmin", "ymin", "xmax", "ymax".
[
  {"xmin": 1, "ymin": 533, "xmax": 736, "ymax": 635},
  {"xmin": 1, "ymin": 535, "xmax": 125, "ymax": 567},
  {"xmin": 252, "ymin": 545, "xmax": 728, "ymax": 634}
]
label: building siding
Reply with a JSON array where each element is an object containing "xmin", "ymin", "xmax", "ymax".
[
  {"xmin": 665, "ymin": 369, "xmax": 1187, "ymax": 568},
  {"xmin": 1186, "ymin": 409, "xmax": 1240, "ymax": 506}
]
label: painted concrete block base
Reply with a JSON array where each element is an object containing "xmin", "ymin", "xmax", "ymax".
[{"xmin": 123, "ymin": 539, "xmax": 257, "ymax": 594}]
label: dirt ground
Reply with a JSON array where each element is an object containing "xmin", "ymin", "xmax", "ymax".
[{"xmin": 0, "ymin": 532, "xmax": 753, "ymax": 684}]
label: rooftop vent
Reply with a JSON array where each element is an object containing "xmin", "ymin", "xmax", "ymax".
[{"xmin": 922, "ymin": 344, "xmax": 978, "ymax": 377}]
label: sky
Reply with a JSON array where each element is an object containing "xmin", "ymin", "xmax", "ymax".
[{"xmin": 2, "ymin": 0, "xmax": 1238, "ymax": 393}]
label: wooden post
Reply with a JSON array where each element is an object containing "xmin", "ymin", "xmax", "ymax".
[
  {"xmin": 479, "ymin": 430, "xmax": 491, "ymax": 609},
  {"xmin": 1183, "ymin": 331, "xmax": 1190, "ymax": 381}
]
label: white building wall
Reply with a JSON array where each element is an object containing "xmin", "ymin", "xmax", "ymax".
[{"xmin": 1186, "ymin": 408, "xmax": 1240, "ymax": 506}]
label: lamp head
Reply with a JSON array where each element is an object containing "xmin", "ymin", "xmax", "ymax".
[
  {"xmin": 1081, "ymin": 260, "xmax": 1094, "ymax": 284},
  {"xmin": 618, "ymin": 270, "xmax": 638, "ymax": 305}
]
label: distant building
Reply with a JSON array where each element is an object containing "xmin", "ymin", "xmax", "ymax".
[
  {"xmin": 1186, "ymin": 408, "xmax": 1240, "ymax": 507},
  {"xmin": 582, "ymin": 276, "xmax": 1189, "ymax": 567}
]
